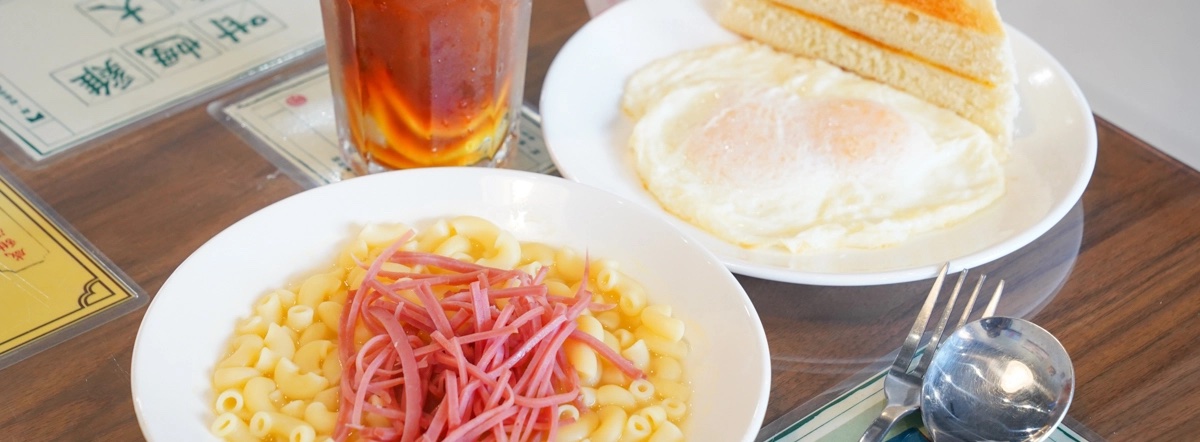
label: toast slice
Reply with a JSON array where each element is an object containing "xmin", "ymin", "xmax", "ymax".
[{"xmin": 717, "ymin": 0, "xmax": 1018, "ymax": 153}]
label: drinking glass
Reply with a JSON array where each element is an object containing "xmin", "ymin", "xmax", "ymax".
[{"xmin": 320, "ymin": 0, "xmax": 531, "ymax": 172}]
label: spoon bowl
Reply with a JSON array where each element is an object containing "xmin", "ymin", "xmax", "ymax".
[{"xmin": 921, "ymin": 316, "xmax": 1074, "ymax": 442}]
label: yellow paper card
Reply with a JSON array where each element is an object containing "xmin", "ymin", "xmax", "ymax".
[{"xmin": 0, "ymin": 170, "xmax": 143, "ymax": 366}]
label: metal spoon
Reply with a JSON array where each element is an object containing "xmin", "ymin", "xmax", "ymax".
[{"xmin": 920, "ymin": 317, "xmax": 1074, "ymax": 442}]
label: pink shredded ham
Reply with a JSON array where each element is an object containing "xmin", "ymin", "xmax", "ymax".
[{"xmin": 334, "ymin": 233, "xmax": 644, "ymax": 442}]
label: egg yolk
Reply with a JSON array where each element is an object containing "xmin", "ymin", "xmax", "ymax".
[
  {"xmin": 805, "ymin": 98, "xmax": 920, "ymax": 164},
  {"xmin": 680, "ymin": 90, "xmax": 925, "ymax": 186},
  {"xmin": 682, "ymin": 96, "xmax": 793, "ymax": 186}
]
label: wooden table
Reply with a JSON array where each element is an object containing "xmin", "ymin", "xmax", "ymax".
[{"xmin": 1, "ymin": 1, "xmax": 1198, "ymax": 440}]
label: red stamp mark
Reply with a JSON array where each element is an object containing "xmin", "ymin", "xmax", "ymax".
[
  {"xmin": 0, "ymin": 228, "xmax": 26, "ymax": 262},
  {"xmin": 285, "ymin": 94, "xmax": 308, "ymax": 107}
]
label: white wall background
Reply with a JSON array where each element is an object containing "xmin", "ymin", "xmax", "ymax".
[{"xmin": 999, "ymin": 0, "xmax": 1200, "ymax": 171}]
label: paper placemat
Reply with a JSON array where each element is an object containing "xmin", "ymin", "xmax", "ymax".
[
  {"xmin": 0, "ymin": 0, "xmax": 323, "ymax": 160},
  {"xmin": 211, "ymin": 66, "xmax": 557, "ymax": 186},
  {"xmin": 762, "ymin": 368, "xmax": 1095, "ymax": 442},
  {"xmin": 0, "ymin": 167, "xmax": 146, "ymax": 370}
]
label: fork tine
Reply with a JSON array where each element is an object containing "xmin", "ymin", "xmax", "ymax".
[
  {"xmin": 955, "ymin": 274, "xmax": 986, "ymax": 328},
  {"xmin": 916, "ymin": 275, "xmax": 986, "ymax": 376},
  {"xmin": 913, "ymin": 269, "xmax": 967, "ymax": 375},
  {"xmin": 891, "ymin": 263, "xmax": 949, "ymax": 376},
  {"xmin": 982, "ymin": 279, "xmax": 1005, "ymax": 317}
]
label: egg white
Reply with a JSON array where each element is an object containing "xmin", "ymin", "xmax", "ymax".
[{"xmin": 624, "ymin": 42, "xmax": 1006, "ymax": 252}]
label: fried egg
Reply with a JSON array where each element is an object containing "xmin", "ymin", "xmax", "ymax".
[{"xmin": 624, "ymin": 42, "xmax": 1005, "ymax": 252}]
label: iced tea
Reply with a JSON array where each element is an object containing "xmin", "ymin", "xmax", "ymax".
[{"xmin": 320, "ymin": 0, "xmax": 531, "ymax": 172}]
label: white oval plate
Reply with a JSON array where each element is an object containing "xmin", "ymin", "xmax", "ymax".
[
  {"xmin": 131, "ymin": 168, "xmax": 770, "ymax": 442},
  {"xmin": 540, "ymin": 0, "xmax": 1097, "ymax": 286}
]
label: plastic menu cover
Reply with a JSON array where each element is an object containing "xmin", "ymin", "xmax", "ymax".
[
  {"xmin": 0, "ymin": 0, "xmax": 324, "ymax": 161},
  {"xmin": 0, "ymin": 166, "xmax": 146, "ymax": 370},
  {"xmin": 760, "ymin": 366, "xmax": 1101, "ymax": 441}
]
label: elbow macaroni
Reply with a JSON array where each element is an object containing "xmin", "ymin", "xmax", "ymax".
[
  {"xmin": 210, "ymin": 232, "xmax": 360, "ymax": 441},
  {"xmin": 211, "ymin": 217, "xmax": 692, "ymax": 441},
  {"xmin": 570, "ymin": 256, "xmax": 692, "ymax": 441}
]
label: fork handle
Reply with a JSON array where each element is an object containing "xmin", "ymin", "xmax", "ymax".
[{"xmin": 858, "ymin": 405, "xmax": 915, "ymax": 442}]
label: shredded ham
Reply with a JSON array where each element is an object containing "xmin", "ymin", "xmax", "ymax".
[{"xmin": 335, "ymin": 233, "xmax": 644, "ymax": 442}]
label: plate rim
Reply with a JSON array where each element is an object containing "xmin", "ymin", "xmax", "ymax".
[{"xmin": 539, "ymin": 0, "xmax": 1098, "ymax": 286}]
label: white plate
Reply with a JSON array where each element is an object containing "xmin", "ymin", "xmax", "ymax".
[
  {"xmin": 130, "ymin": 168, "xmax": 770, "ymax": 442},
  {"xmin": 540, "ymin": 0, "xmax": 1097, "ymax": 286}
]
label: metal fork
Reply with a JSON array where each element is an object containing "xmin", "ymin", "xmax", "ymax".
[{"xmin": 858, "ymin": 264, "xmax": 1005, "ymax": 442}]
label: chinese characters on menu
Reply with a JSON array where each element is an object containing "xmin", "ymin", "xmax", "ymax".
[
  {"xmin": 0, "ymin": 0, "xmax": 323, "ymax": 159},
  {"xmin": 0, "ymin": 225, "xmax": 42, "ymax": 271},
  {"xmin": 59, "ymin": 0, "xmax": 286, "ymax": 103}
]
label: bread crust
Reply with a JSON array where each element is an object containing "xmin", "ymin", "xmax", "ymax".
[
  {"xmin": 769, "ymin": 0, "xmax": 1010, "ymax": 83},
  {"xmin": 882, "ymin": 0, "xmax": 1003, "ymax": 35},
  {"xmin": 719, "ymin": 0, "xmax": 1017, "ymax": 153}
]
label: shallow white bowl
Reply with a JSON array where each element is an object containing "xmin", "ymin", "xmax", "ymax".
[{"xmin": 131, "ymin": 167, "xmax": 771, "ymax": 442}]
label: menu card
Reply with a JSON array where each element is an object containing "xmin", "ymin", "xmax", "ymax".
[
  {"xmin": 0, "ymin": 168, "xmax": 145, "ymax": 370},
  {"xmin": 762, "ymin": 368, "xmax": 1095, "ymax": 441},
  {"xmin": 214, "ymin": 66, "xmax": 557, "ymax": 187},
  {"xmin": 0, "ymin": 0, "xmax": 323, "ymax": 160},
  {"xmin": 585, "ymin": 0, "xmax": 627, "ymax": 16}
]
